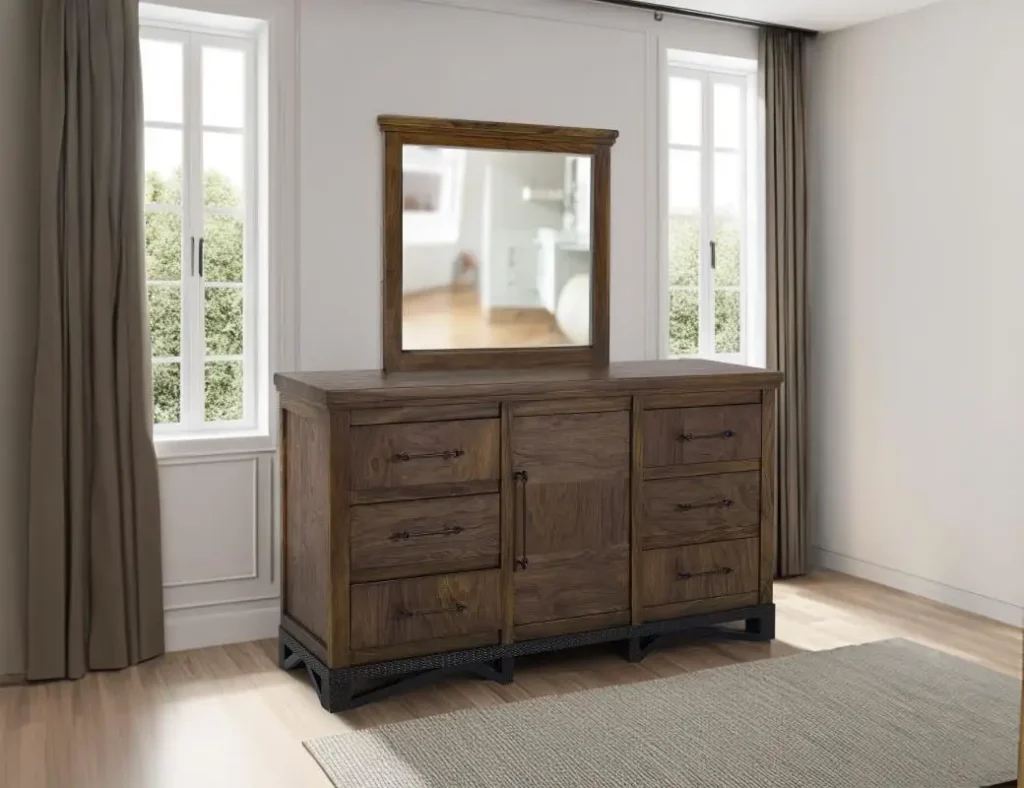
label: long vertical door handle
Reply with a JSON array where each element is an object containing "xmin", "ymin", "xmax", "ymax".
[
  {"xmin": 710, "ymin": 240, "xmax": 717, "ymax": 270},
  {"xmin": 198, "ymin": 237, "xmax": 205, "ymax": 278},
  {"xmin": 513, "ymin": 470, "xmax": 529, "ymax": 570}
]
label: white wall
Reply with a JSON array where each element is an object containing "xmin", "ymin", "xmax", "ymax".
[
  {"xmin": 808, "ymin": 0, "xmax": 1024, "ymax": 625},
  {"xmin": 0, "ymin": 0, "xmax": 38, "ymax": 678},
  {"xmin": 299, "ymin": 0, "xmax": 758, "ymax": 369}
]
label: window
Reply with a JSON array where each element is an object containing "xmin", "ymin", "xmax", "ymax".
[
  {"xmin": 403, "ymin": 146, "xmax": 467, "ymax": 246},
  {"xmin": 664, "ymin": 55, "xmax": 762, "ymax": 364},
  {"xmin": 141, "ymin": 24, "xmax": 258, "ymax": 433}
]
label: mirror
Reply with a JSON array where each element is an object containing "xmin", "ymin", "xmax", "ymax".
[
  {"xmin": 402, "ymin": 146, "xmax": 593, "ymax": 352},
  {"xmin": 380, "ymin": 116, "xmax": 617, "ymax": 372}
]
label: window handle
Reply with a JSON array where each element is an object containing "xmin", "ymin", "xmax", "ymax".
[
  {"xmin": 710, "ymin": 239, "xmax": 717, "ymax": 270},
  {"xmin": 198, "ymin": 237, "xmax": 205, "ymax": 278},
  {"xmin": 190, "ymin": 236, "xmax": 195, "ymax": 276}
]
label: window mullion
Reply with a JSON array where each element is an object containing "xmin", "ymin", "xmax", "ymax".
[
  {"xmin": 185, "ymin": 32, "xmax": 205, "ymax": 430},
  {"xmin": 699, "ymin": 72, "xmax": 715, "ymax": 357}
]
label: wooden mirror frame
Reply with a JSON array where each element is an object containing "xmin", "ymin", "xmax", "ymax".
[{"xmin": 379, "ymin": 115, "xmax": 618, "ymax": 373}]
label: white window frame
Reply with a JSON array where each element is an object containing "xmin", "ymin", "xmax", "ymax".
[
  {"xmin": 142, "ymin": 21, "xmax": 260, "ymax": 438},
  {"xmin": 660, "ymin": 52, "xmax": 764, "ymax": 367},
  {"xmin": 402, "ymin": 147, "xmax": 467, "ymax": 247}
]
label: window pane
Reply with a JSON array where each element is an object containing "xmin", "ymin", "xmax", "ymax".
[
  {"xmin": 205, "ymin": 286, "xmax": 244, "ymax": 356},
  {"xmin": 669, "ymin": 150, "xmax": 701, "ymax": 216},
  {"xmin": 145, "ymin": 128, "xmax": 182, "ymax": 205},
  {"xmin": 141, "ymin": 39, "xmax": 183, "ymax": 123},
  {"xmin": 714, "ymin": 152, "xmax": 741, "ymax": 216},
  {"xmin": 145, "ymin": 211, "xmax": 182, "ymax": 281},
  {"xmin": 713, "ymin": 82, "xmax": 742, "ymax": 149},
  {"xmin": 205, "ymin": 361, "xmax": 244, "ymax": 422},
  {"xmin": 204, "ymin": 132, "xmax": 244, "ymax": 208},
  {"xmin": 714, "ymin": 218, "xmax": 741, "ymax": 288},
  {"xmin": 203, "ymin": 214, "xmax": 244, "ymax": 282},
  {"xmin": 153, "ymin": 362, "xmax": 181, "ymax": 424},
  {"xmin": 669, "ymin": 288, "xmax": 699, "ymax": 357},
  {"xmin": 668, "ymin": 216, "xmax": 699, "ymax": 288},
  {"xmin": 668, "ymin": 77, "xmax": 701, "ymax": 146},
  {"xmin": 148, "ymin": 284, "xmax": 181, "ymax": 357},
  {"xmin": 202, "ymin": 47, "xmax": 245, "ymax": 129},
  {"xmin": 715, "ymin": 290, "xmax": 741, "ymax": 354}
]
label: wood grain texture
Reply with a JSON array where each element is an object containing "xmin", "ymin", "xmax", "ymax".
[
  {"xmin": 351, "ymin": 633, "xmax": 500, "ymax": 666},
  {"xmin": 641, "ymin": 472, "xmax": 761, "ymax": 550},
  {"xmin": 328, "ymin": 410, "xmax": 352, "ymax": 666},
  {"xmin": 643, "ymin": 404, "xmax": 762, "ymax": 467},
  {"xmin": 630, "ymin": 397, "xmax": 644, "ymax": 625},
  {"xmin": 280, "ymin": 614, "xmax": 328, "ymax": 664},
  {"xmin": 349, "ymin": 570, "xmax": 502, "ymax": 651},
  {"xmin": 644, "ymin": 459, "xmax": 761, "ymax": 481},
  {"xmin": 2, "ymin": 572, "xmax": 1019, "ymax": 788},
  {"xmin": 510, "ymin": 396, "xmax": 629, "ymax": 417},
  {"xmin": 644, "ymin": 390, "xmax": 761, "ymax": 410},
  {"xmin": 640, "ymin": 539, "xmax": 760, "ymax": 607},
  {"xmin": 351, "ymin": 480, "xmax": 499, "ymax": 506},
  {"xmin": 643, "ymin": 592, "xmax": 761, "ymax": 622},
  {"xmin": 275, "ymin": 361, "xmax": 784, "ymax": 408},
  {"xmin": 377, "ymin": 115, "xmax": 619, "ymax": 144},
  {"xmin": 350, "ymin": 419, "xmax": 500, "ymax": 491},
  {"xmin": 590, "ymin": 144, "xmax": 611, "ymax": 366},
  {"xmin": 382, "ymin": 130, "xmax": 404, "ymax": 372},
  {"xmin": 760, "ymin": 388, "xmax": 777, "ymax": 603},
  {"xmin": 351, "ymin": 403, "xmax": 499, "ymax": 426},
  {"xmin": 350, "ymin": 495, "xmax": 500, "ymax": 583},
  {"xmin": 514, "ymin": 545, "xmax": 630, "ymax": 627},
  {"xmin": 512, "ymin": 411, "xmax": 630, "ymax": 483},
  {"xmin": 514, "ymin": 610, "xmax": 630, "ymax": 641},
  {"xmin": 501, "ymin": 404, "xmax": 515, "ymax": 643},
  {"xmin": 283, "ymin": 410, "xmax": 329, "ymax": 645}
]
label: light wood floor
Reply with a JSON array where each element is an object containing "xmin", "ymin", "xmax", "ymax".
[{"xmin": 1, "ymin": 571, "xmax": 1020, "ymax": 788}]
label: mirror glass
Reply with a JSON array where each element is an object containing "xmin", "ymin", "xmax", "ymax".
[{"xmin": 401, "ymin": 145, "xmax": 593, "ymax": 351}]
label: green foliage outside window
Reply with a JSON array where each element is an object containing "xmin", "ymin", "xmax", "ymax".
[{"xmin": 146, "ymin": 168, "xmax": 245, "ymax": 425}]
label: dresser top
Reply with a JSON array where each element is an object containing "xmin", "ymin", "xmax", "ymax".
[{"xmin": 275, "ymin": 360, "xmax": 782, "ymax": 408}]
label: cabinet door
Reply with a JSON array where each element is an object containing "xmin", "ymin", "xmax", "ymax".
[{"xmin": 511, "ymin": 411, "xmax": 630, "ymax": 629}]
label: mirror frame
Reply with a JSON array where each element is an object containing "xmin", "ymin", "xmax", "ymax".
[{"xmin": 379, "ymin": 115, "xmax": 618, "ymax": 372}]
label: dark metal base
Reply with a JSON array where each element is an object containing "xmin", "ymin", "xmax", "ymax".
[{"xmin": 280, "ymin": 603, "xmax": 775, "ymax": 712}]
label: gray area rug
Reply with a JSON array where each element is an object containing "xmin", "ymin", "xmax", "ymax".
[{"xmin": 304, "ymin": 639, "xmax": 1021, "ymax": 787}]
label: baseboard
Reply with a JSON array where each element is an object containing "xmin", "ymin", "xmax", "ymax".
[
  {"xmin": 164, "ymin": 597, "xmax": 280, "ymax": 652},
  {"xmin": 813, "ymin": 548, "xmax": 1024, "ymax": 628},
  {"xmin": 0, "ymin": 673, "xmax": 25, "ymax": 687}
]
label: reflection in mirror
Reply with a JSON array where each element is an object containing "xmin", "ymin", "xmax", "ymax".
[{"xmin": 401, "ymin": 146, "xmax": 593, "ymax": 351}]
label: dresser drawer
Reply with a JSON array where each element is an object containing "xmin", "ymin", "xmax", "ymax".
[
  {"xmin": 350, "ymin": 570, "xmax": 502, "ymax": 651},
  {"xmin": 640, "ymin": 538, "xmax": 759, "ymax": 607},
  {"xmin": 351, "ymin": 494, "xmax": 500, "ymax": 582},
  {"xmin": 350, "ymin": 419, "xmax": 500, "ymax": 491},
  {"xmin": 643, "ymin": 404, "xmax": 761, "ymax": 467},
  {"xmin": 641, "ymin": 472, "xmax": 760, "ymax": 549}
]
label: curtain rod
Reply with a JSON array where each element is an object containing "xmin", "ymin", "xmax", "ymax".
[{"xmin": 587, "ymin": 0, "xmax": 819, "ymax": 36}]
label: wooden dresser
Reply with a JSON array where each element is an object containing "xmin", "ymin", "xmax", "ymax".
[{"xmin": 275, "ymin": 360, "xmax": 782, "ymax": 710}]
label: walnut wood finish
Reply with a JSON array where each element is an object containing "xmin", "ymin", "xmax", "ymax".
[
  {"xmin": 641, "ymin": 472, "xmax": 761, "ymax": 550},
  {"xmin": 641, "ymin": 539, "xmax": 760, "ymax": 608},
  {"xmin": 282, "ymin": 410, "xmax": 329, "ymax": 645},
  {"xmin": 379, "ymin": 115, "xmax": 617, "ymax": 373},
  {"xmin": 349, "ymin": 419, "xmax": 499, "ymax": 491},
  {"xmin": 350, "ymin": 495, "xmax": 500, "ymax": 583},
  {"xmin": 511, "ymin": 411, "xmax": 630, "ymax": 626},
  {"xmin": 643, "ymin": 404, "xmax": 762, "ymax": 467},
  {"xmin": 274, "ymin": 360, "xmax": 781, "ymax": 701},
  {"xmin": 349, "ymin": 570, "xmax": 502, "ymax": 651}
]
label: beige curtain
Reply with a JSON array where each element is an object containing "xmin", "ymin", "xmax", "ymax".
[
  {"xmin": 28, "ymin": 0, "xmax": 164, "ymax": 681},
  {"xmin": 761, "ymin": 28, "xmax": 809, "ymax": 578}
]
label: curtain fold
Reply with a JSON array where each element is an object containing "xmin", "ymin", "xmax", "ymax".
[
  {"xmin": 761, "ymin": 28, "xmax": 809, "ymax": 579},
  {"xmin": 28, "ymin": 0, "xmax": 164, "ymax": 681}
]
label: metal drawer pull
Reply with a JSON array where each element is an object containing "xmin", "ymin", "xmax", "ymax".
[
  {"xmin": 679, "ymin": 429, "xmax": 735, "ymax": 442},
  {"xmin": 392, "ymin": 449, "xmax": 465, "ymax": 462},
  {"xmin": 389, "ymin": 526, "xmax": 465, "ymax": 541},
  {"xmin": 676, "ymin": 499, "xmax": 734, "ymax": 512},
  {"xmin": 514, "ymin": 470, "xmax": 529, "ymax": 570},
  {"xmin": 398, "ymin": 602, "xmax": 468, "ymax": 619},
  {"xmin": 677, "ymin": 567, "xmax": 733, "ymax": 581}
]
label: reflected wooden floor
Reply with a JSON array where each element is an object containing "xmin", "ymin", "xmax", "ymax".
[
  {"xmin": 403, "ymin": 285, "xmax": 569, "ymax": 350},
  {"xmin": 1, "ymin": 571, "xmax": 1020, "ymax": 788}
]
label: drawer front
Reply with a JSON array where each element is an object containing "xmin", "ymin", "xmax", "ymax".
[
  {"xmin": 351, "ymin": 494, "xmax": 500, "ymax": 581},
  {"xmin": 641, "ymin": 472, "xmax": 760, "ymax": 549},
  {"xmin": 350, "ymin": 419, "xmax": 500, "ymax": 491},
  {"xmin": 641, "ymin": 538, "xmax": 759, "ymax": 607},
  {"xmin": 350, "ymin": 570, "xmax": 502, "ymax": 651},
  {"xmin": 643, "ymin": 404, "xmax": 761, "ymax": 467}
]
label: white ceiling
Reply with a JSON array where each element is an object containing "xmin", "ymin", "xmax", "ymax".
[{"xmin": 620, "ymin": 0, "xmax": 947, "ymax": 31}]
